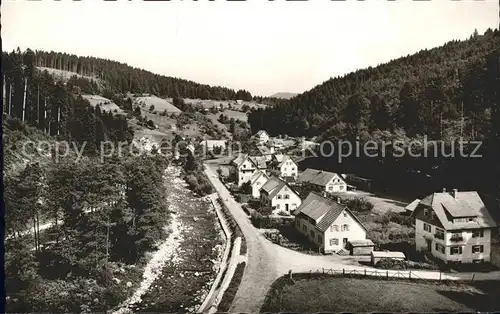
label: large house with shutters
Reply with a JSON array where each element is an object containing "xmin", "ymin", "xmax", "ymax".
[
  {"xmin": 298, "ymin": 168, "xmax": 347, "ymax": 193},
  {"xmin": 260, "ymin": 176, "xmax": 302, "ymax": 215},
  {"xmin": 294, "ymin": 192, "xmax": 367, "ymax": 254},
  {"xmin": 411, "ymin": 189, "xmax": 497, "ymax": 264}
]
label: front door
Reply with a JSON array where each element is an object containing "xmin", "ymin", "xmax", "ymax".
[
  {"xmin": 426, "ymin": 239, "xmax": 432, "ymax": 252},
  {"xmin": 285, "ymin": 204, "xmax": 289, "ymax": 212},
  {"xmin": 343, "ymin": 238, "xmax": 348, "ymax": 248}
]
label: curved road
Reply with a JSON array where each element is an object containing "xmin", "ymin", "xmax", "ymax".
[{"xmin": 204, "ymin": 165, "xmax": 500, "ymax": 313}]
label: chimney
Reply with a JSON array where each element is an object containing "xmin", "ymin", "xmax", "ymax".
[
  {"xmin": 452, "ymin": 188, "xmax": 458, "ymax": 199},
  {"xmin": 442, "ymin": 188, "xmax": 446, "ymax": 193}
]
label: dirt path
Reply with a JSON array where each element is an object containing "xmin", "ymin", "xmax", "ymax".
[{"xmin": 204, "ymin": 165, "xmax": 500, "ymax": 312}]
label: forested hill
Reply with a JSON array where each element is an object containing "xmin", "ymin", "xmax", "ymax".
[
  {"xmin": 248, "ymin": 28, "xmax": 500, "ymax": 140},
  {"xmin": 3, "ymin": 48, "xmax": 253, "ymax": 100}
]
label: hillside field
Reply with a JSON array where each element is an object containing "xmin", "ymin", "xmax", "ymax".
[
  {"xmin": 81, "ymin": 94, "xmax": 124, "ymax": 114},
  {"xmin": 134, "ymin": 95, "xmax": 182, "ymax": 114}
]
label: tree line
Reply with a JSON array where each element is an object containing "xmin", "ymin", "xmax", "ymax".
[
  {"xmin": 248, "ymin": 29, "xmax": 500, "ymax": 197},
  {"xmin": 248, "ymin": 28, "xmax": 500, "ymax": 141},
  {"xmin": 3, "ymin": 48, "xmax": 254, "ymax": 101}
]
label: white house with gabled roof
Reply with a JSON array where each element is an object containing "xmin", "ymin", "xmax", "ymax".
[
  {"xmin": 298, "ymin": 168, "xmax": 347, "ymax": 193},
  {"xmin": 294, "ymin": 192, "xmax": 367, "ymax": 254},
  {"xmin": 411, "ymin": 188, "xmax": 497, "ymax": 264},
  {"xmin": 271, "ymin": 154, "xmax": 298, "ymax": 179},
  {"xmin": 260, "ymin": 176, "xmax": 301, "ymax": 215}
]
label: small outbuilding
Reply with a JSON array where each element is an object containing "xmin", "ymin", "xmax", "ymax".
[
  {"xmin": 347, "ymin": 239, "xmax": 374, "ymax": 256},
  {"xmin": 370, "ymin": 251, "xmax": 406, "ymax": 265}
]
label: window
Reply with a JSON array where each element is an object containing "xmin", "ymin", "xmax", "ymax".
[
  {"xmin": 341, "ymin": 224, "xmax": 349, "ymax": 232},
  {"xmin": 303, "ymin": 225, "xmax": 307, "ymax": 232},
  {"xmin": 284, "ymin": 194, "xmax": 290, "ymax": 199},
  {"xmin": 472, "ymin": 245, "xmax": 484, "ymax": 253},
  {"xmin": 423, "ymin": 223, "xmax": 431, "ymax": 232},
  {"xmin": 435, "ymin": 243, "xmax": 445, "ymax": 254},
  {"xmin": 276, "ymin": 204, "xmax": 280, "ymax": 209},
  {"xmin": 277, "ymin": 195, "xmax": 282, "ymax": 199},
  {"xmin": 472, "ymin": 230, "xmax": 484, "ymax": 238},
  {"xmin": 450, "ymin": 246, "xmax": 463, "ymax": 255},
  {"xmin": 424, "ymin": 208, "xmax": 429, "ymax": 217},
  {"xmin": 318, "ymin": 235, "xmax": 323, "ymax": 243},
  {"xmin": 329, "ymin": 186, "xmax": 333, "ymax": 191},
  {"xmin": 339, "ymin": 186, "xmax": 344, "ymax": 191},
  {"xmin": 243, "ymin": 164, "xmax": 246, "ymax": 169},
  {"xmin": 343, "ymin": 212, "xmax": 347, "ymax": 217},
  {"xmin": 310, "ymin": 230, "xmax": 315, "ymax": 238},
  {"xmin": 331, "ymin": 225, "xmax": 339, "ymax": 232},
  {"xmin": 296, "ymin": 220, "xmax": 300, "ymax": 227},
  {"xmin": 330, "ymin": 238, "xmax": 339, "ymax": 246},
  {"xmin": 292, "ymin": 167, "xmax": 295, "ymax": 171},
  {"xmin": 435, "ymin": 228, "xmax": 445, "ymax": 240}
]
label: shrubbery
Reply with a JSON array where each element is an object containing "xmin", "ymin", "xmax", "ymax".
[
  {"xmin": 374, "ymin": 258, "xmax": 439, "ymax": 270},
  {"xmin": 341, "ymin": 197, "xmax": 374, "ymax": 212}
]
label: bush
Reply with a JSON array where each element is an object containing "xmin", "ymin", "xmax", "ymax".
[
  {"xmin": 341, "ymin": 197, "xmax": 374, "ymax": 212},
  {"xmin": 250, "ymin": 212, "xmax": 292, "ymax": 229},
  {"xmin": 374, "ymin": 258, "xmax": 439, "ymax": 270}
]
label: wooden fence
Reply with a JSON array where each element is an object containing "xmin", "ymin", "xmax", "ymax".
[{"xmin": 291, "ymin": 268, "xmax": 477, "ymax": 284}]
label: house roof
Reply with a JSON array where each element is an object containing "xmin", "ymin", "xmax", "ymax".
[
  {"xmin": 414, "ymin": 191, "xmax": 497, "ymax": 230},
  {"xmin": 405, "ymin": 199, "xmax": 421, "ymax": 212},
  {"xmin": 255, "ymin": 145, "xmax": 273, "ymax": 155},
  {"xmin": 256, "ymin": 130, "xmax": 269, "ymax": 137},
  {"xmin": 294, "ymin": 192, "xmax": 366, "ymax": 233},
  {"xmin": 349, "ymin": 239, "xmax": 374, "ymax": 247},
  {"xmin": 250, "ymin": 170, "xmax": 269, "ymax": 185},
  {"xmin": 231, "ymin": 154, "xmax": 256, "ymax": 168},
  {"xmin": 371, "ymin": 251, "xmax": 406, "ymax": 259},
  {"xmin": 249, "ymin": 156, "xmax": 267, "ymax": 169},
  {"xmin": 261, "ymin": 176, "xmax": 283, "ymax": 194},
  {"xmin": 298, "ymin": 168, "xmax": 344, "ymax": 187},
  {"xmin": 260, "ymin": 176, "xmax": 298, "ymax": 200}
]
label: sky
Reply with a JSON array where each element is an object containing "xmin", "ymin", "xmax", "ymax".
[{"xmin": 2, "ymin": 0, "xmax": 499, "ymax": 97}]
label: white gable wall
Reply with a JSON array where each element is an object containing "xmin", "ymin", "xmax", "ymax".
[
  {"xmin": 237, "ymin": 159, "xmax": 256, "ymax": 186},
  {"xmin": 251, "ymin": 176, "xmax": 269, "ymax": 198},
  {"xmin": 324, "ymin": 175, "xmax": 347, "ymax": 193},
  {"xmin": 322, "ymin": 209, "xmax": 366, "ymax": 253},
  {"xmin": 270, "ymin": 185, "xmax": 302, "ymax": 215},
  {"xmin": 279, "ymin": 159, "xmax": 298, "ymax": 178}
]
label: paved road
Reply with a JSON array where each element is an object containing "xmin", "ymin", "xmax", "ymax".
[{"xmin": 204, "ymin": 165, "xmax": 500, "ymax": 313}]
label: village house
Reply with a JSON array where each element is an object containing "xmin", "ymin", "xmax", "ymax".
[
  {"xmin": 202, "ymin": 139, "xmax": 227, "ymax": 152},
  {"xmin": 298, "ymin": 168, "xmax": 347, "ymax": 193},
  {"xmin": 411, "ymin": 188, "xmax": 497, "ymax": 264},
  {"xmin": 260, "ymin": 176, "xmax": 302, "ymax": 215},
  {"xmin": 267, "ymin": 138, "xmax": 284, "ymax": 151},
  {"xmin": 231, "ymin": 154, "xmax": 267, "ymax": 187},
  {"xmin": 270, "ymin": 154, "xmax": 298, "ymax": 180},
  {"xmin": 294, "ymin": 192, "xmax": 368, "ymax": 254},
  {"xmin": 255, "ymin": 130, "xmax": 270, "ymax": 144},
  {"xmin": 249, "ymin": 170, "xmax": 269, "ymax": 198},
  {"xmin": 231, "ymin": 154, "xmax": 258, "ymax": 187},
  {"xmin": 250, "ymin": 145, "xmax": 275, "ymax": 161}
]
